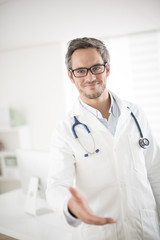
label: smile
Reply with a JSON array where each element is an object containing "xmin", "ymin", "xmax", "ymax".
[{"xmin": 84, "ymin": 81, "xmax": 100, "ymax": 88}]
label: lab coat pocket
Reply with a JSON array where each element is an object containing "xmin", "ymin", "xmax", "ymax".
[
  {"xmin": 80, "ymin": 223, "xmax": 117, "ymax": 240},
  {"xmin": 128, "ymin": 135, "xmax": 147, "ymax": 175},
  {"xmin": 141, "ymin": 209, "xmax": 160, "ymax": 240}
]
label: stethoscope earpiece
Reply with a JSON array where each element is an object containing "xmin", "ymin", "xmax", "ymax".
[{"xmin": 84, "ymin": 149, "xmax": 100, "ymax": 157}]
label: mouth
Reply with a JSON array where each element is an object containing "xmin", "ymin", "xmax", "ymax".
[{"xmin": 84, "ymin": 81, "xmax": 99, "ymax": 88}]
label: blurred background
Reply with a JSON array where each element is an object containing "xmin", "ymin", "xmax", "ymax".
[
  {"xmin": 0, "ymin": 3, "xmax": 160, "ymax": 240},
  {"xmin": 0, "ymin": 0, "xmax": 160, "ymax": 149},
  {"xmin": 0, "ymin": 0, "xmax": 160, "ymax": 192}
]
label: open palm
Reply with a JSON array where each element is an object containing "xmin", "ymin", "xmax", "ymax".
[{"xmin": 68, "ymin": 187, "xmax": 116, "ymax": 225}]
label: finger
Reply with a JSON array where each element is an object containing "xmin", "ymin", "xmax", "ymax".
[
  {"xmin": 69, "ymin": 187, "xmax": 83, "ymax": 200},
  {"xmin": 86, "ymin": 215, "xmax": 116, "ymax": 225},
  {"xmin": 96, "ymin": 217, "xmax": 116, "ymax": 225}
]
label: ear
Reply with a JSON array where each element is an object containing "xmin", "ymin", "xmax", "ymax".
[
  {"xmin": 106, "ymin": 64, "xmax": 110, "ymax": 77},
  {"xmin": 68, "ymin": 70, "xmax": 75, "ymax": 84}
]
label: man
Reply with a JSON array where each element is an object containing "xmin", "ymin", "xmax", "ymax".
[{"xmin": 46, "ymin": 37, "xmax": 160, "ymax": 239}]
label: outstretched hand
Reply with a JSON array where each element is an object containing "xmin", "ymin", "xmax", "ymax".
[{"xmin": 68, "ymin": 187, "xmax": 116, "ymax": 225}]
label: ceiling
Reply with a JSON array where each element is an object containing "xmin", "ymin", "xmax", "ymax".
[{"xmin": 0, "ymin": 0, "xmax": 160, "ymax": 50}]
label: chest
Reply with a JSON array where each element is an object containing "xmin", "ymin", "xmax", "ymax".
[{"xmin": 68, "ymin": 116, "xmax": 146, "ymax": 188}]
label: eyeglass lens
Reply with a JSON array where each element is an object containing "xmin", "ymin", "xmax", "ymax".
[{"xmin": 73, "ymin": 64, "xmax": 105, "ymax": 78}]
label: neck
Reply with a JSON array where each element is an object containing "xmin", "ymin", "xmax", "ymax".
[{"xmin": 80, "ymin": 89, "xmax": 111, "ymax": 119}]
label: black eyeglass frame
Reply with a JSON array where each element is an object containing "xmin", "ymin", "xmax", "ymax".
[{"xmin": 69, "ymin": 63, "xmax": 108, "ymax": 78}]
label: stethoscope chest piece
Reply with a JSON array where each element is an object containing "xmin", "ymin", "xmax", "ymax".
[
  {"xmin": 129, "ymin": 108, "xmax": 150, "ymax": 149},
  {"xmin": 139, "ymin": 138, "xmax": 150, "ymax": 149},
  {"xmin": 72, "ymin": 107, "xmax": 150, "ymax": 158}
]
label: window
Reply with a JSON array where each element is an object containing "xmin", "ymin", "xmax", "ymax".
[{"xmin": 105, "ymin": 30, "xmax": 160, "ymax": 142}]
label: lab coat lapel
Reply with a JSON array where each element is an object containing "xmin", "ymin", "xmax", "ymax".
[
  {"xmin": 69, "ymin": 98, "xmax": 114, "ymax": 136},
  {"xmin": 111, "ymin": 92, "xmax": 132, "ymax": 142},
  {"xmin": 69, "ymin": 93, "xmax": 132, "ymax": 139}
]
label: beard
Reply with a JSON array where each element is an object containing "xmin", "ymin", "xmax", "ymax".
[{"xmin": 79, "ymin": 81, "xmax": 106, "ymax": 99}]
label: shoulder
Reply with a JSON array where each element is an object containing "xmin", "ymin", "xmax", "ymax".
[
  {"xmin": 53, "ymin": 114, "xmax": 73, "ymax": 136},
  {"xmin": 111, "ymin": 91, "xmax": 147, "ymax": 119},
  {"xmin": 121, "ymin": 99, "xmax": 150, "ymax": 134},
  {"xmin": 123, "ymin": 99, "xmax": 140, "ymax": 112},
  {"xmin": 111, "ymin": 91, "xmax": 144, "ymax": 114},
  {"xmin": 51, "ymin": 100, "xmax": 81, "ymax": 141},
  {"xmin": 123, "ymin": 99, "xmax": 146, "ymax": 117}
]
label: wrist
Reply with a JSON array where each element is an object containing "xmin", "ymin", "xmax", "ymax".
[{"xmin": 68, "ymin": 207, "xmax": 78, "ymax": 219}]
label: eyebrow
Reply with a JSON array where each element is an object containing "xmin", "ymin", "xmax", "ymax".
[{"xmin": 72, "ymin": 63, "xmax": 104, "ymax": 70}]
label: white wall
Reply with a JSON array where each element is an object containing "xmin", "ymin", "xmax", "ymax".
[
  {"xmin": 0, "ymin": 0, "xmax": 160, "ymax": 151},
  {"xmin": 0, "ymin": 0, "xmax": 160, "ymax": 50},
  {"xmin": 0, "ymin": 43, "xmax": 66, "ymax": 150}
]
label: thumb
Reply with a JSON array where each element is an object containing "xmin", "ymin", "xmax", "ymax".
[{"xmin": 69, "ymin": 187, "xmax": 83, "ymax": 200}]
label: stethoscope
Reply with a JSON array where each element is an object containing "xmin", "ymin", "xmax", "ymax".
[{"xmin": 72, "ymin": 108, "xmax": 150, "ymax": 157}]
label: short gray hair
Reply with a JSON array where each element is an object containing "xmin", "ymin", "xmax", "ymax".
[{"xmin": 65, "ymin": 37, "xmax": 110, "ymax": 70}]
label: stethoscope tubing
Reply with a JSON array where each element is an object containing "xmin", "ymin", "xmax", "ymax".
[
  {"xmin": 72, "ymin": 116, "xmax": 99, "ymax": 157},
  {"xmin": 72, "ymin": 107, "xmax": 150, "ymax": 156},
  {"xmin": 129, "ymin": 110, "xmax": 150, "ymax": 149},
  {"xmin": 72, "ymin": 116, "xmax": 90, "ymax": 139},
  {"xmin": 130, "ymin": 111, "xmax": 143, "ymax": 138}
]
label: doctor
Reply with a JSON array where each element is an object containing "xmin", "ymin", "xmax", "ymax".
[{"xmin": 46, "ymin": 37, "xmax": 160, "ymax": 240}]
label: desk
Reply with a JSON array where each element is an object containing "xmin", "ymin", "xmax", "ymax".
[
  {"xmin": 0, "ymin": 233, "xmax": 18, "ymax": 240},
  {"xmin": 0, "ymin": 189, "xmax": 79, "ymax": 240}
]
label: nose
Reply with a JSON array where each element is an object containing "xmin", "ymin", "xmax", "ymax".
[{"xmin": 86, "ymin": 70, "xmax": 96, "ymax": 81}]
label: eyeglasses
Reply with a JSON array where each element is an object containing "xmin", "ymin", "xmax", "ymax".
[{"xmin": 69, "ymin": 63, "xmax": 107, "ymax": 78}]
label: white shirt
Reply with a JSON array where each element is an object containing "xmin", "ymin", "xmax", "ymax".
[{"xmin": 79, "ymin": 93, "xmax": 120, "ymax": 135}]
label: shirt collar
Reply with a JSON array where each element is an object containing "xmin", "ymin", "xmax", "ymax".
[{"xmin": 79, "ymin": 92, "xmax": 117, "ymax": 119}]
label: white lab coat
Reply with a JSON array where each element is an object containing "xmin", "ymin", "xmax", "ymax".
[{"xmin": 46, "ymin": 92, "xmax": 160, "ymax": 240}]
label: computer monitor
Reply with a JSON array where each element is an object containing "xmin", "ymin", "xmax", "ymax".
[{"xmin": 16, "ymin": 149, "xmax": 52, "ymax": 215}]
